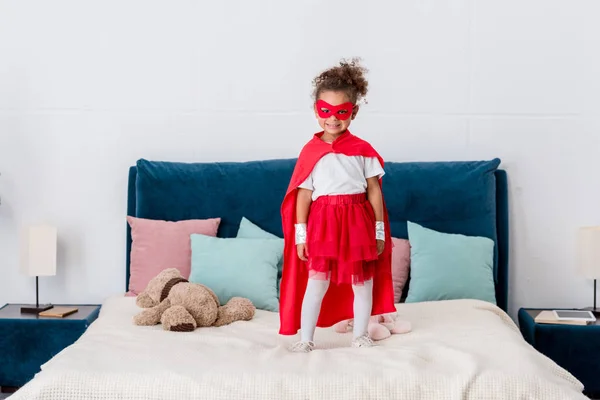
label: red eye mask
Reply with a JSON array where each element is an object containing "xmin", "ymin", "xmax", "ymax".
[{"xmin": 315, "ymin": 100, "xmax": 354, "ymax": 120}]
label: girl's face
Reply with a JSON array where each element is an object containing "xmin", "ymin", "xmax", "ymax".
[{"xmin": 314, "ymin": 91, "xmax": 358, "ymax": 137}]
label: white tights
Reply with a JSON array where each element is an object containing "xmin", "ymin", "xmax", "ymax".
[
  {"xmin": 300, "ymin": 278, "xmax": 373, "ymax": 343},
  {"xmin": 351, "ymin": 279, "xmax": 374, "ymax": 339}
]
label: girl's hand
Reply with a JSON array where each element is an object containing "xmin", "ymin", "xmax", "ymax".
[
  {"xmin": 376, "ymin": 240, "xmax": 385, "ymax": 255},
  {"xmin": 297, "ymin": 244, "xmax": 309, "ymax": 261}
]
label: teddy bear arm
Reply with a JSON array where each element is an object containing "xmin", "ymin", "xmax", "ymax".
[
  {"xmin": 213, "ymin": 297, "xmax": 255, "ymax": 327},
  {"xmin": 133, "ymin": 298, "xmax": 171, "ymax": 326},
  {"xmin": 135, "ymin": 291, "xmax": 157, "ymax": 308}
]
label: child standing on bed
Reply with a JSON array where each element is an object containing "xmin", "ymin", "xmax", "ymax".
[{"xmin": 279, "ymin": 58, "xmax": 396, "ymax": 352}]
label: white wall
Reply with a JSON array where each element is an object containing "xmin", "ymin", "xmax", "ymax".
[{"xmin": 1, "ymin": 0, "xmax": 599, "ymax": 319}]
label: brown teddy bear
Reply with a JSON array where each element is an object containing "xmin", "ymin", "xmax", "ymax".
[{"xmin": 133, "ymin": 268, "xmax": 256, "ymax": 332}]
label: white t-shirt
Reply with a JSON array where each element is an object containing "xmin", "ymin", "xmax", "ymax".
[{"xmin": 298, "ymin": 153, "xmax": 385, "ymax": 201}]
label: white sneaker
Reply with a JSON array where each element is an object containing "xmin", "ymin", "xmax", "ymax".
[
  {"xmin": 352, "ymin": 334, "xmax": 374, "ymax": 348},
  {"xmin": 290, "ymin": 341, "xmax": 315, "ymax": 353}
]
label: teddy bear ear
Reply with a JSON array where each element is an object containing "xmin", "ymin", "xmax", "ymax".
[{"xmin": 162, "ymin": 268, "xmax": 181, "ymax": 276}]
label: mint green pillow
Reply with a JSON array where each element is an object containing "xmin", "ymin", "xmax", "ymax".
[
  {"xmin": 405, "ymin": 221, "xmax": 496, "ymax": 305},
  {"xmin": 236, "ymin": 217, "xmax": 284, "ymax": 296},
  {"xmin": 236, "ymin": 217, "xmax": 281, "ymax": 241},
  {"xmin": 189, "ymin": 233, "xmax": 282, "ymax": 312}
]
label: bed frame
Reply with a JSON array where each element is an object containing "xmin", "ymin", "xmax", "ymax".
[
  {"xmin": 125, "ymin": 158, "xmax": 509, "ymax": 312},
  {"xmin": 12, "ymin": 159, "xmax": 588, "ymax": 400}
]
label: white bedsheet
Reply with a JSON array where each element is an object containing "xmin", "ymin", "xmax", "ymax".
[{"xmin": 12, "ymin": 296, "xmax": 586, "ymax": 400}]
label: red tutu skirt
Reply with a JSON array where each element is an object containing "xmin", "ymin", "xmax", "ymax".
[{"xmin": 306, "ymin": 193, "xmax": 378, "ymax": 285}]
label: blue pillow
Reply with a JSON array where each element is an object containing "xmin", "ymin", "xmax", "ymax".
[
  {"xmin": 405, "ymin": 221, "xmax": 496, "ymax": 304},
  {"xmin": 189, "ymin": 234, "xmax": 282, "ymax": 312},
  {"xmin": 236, "ymin": 217, "xmax": 284, "ymax": 296}
]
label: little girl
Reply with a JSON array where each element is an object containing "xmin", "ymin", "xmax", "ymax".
[{"xmin": 279, "ymin": 58, "xmax": 396, "ymax": 352}]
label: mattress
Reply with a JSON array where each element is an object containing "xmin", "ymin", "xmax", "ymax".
[{"xmin": 11, "ymin": 296, "xmax": 586, "ymax": 400}]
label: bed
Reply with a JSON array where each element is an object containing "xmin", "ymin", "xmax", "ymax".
[{"xmin": 10, "ymin": 157, "xmax": 587, "ymax": 399}]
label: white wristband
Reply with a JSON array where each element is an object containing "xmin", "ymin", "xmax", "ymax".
[
  {"xmin": 295, "ymin": 223, "xmax": 307, "ymax": 245},
  {"xmin": 375, "ymin": 221, "xmax": 385, "ymax": 241}
]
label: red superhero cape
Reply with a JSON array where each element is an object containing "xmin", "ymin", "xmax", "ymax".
[{"xmin": 279, "ymin": 130, "xmax": 396, "ymax": 335}]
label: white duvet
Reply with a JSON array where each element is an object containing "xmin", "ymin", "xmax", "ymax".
[{"xmin": 11, "ymin": 296, "xmax": 586, "ymax": 400}]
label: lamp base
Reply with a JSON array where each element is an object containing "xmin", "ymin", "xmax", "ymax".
[
  {"xmin": 580, "ymin": 306, "xmax": 600, "ymax": 317},
  {"xmin": 20, "ymin": 304, "xmax": 53, "ymax": 314}
]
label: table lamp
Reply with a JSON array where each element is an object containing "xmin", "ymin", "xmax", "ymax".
[
  {"xmin": 577, "ymin": 226, "xmax": 600, "ymax": 316},
  {"xmin": 20, "ymin": 225, "xmax": 57, "ymax": 314}
]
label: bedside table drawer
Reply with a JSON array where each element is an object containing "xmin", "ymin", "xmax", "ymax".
[{"xmin": 0, "ymin": 320, "xmax": 89, "ymax": 386}]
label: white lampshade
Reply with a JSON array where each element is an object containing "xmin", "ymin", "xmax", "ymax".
[
  {"xmin": 577, "ymin": 226, "xmax": 600, "ymax": 279},
  {"xmin": 21, "ymin": 225, "xmax": 57, "ymax": 277}
]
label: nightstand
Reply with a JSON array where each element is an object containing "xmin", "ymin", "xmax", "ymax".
[
  {"xmin": 518, "ymin": 308, "xmax": 600, "ymax": 398},
  {"xmin": 0, "ymin": 304, "xmax": 101, "ymax": 392}
]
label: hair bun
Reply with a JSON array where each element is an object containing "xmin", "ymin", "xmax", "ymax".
[{"xmin": 312, "ymin": 57, "xmax": 369, "ymax": 104}]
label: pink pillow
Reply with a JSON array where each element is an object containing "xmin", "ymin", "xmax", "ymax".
[
  {"xmin": 126, "ymin": 216, "xmax": 221, "ymax": 296},
  {"xmin": 391, "ymin": 237, "xmax": 410, "ymax": 303}
]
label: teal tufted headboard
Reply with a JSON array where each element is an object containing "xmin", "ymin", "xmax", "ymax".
[{"xmin": 125, "ymin": 158, "xmax": 509, "ymax": 311}]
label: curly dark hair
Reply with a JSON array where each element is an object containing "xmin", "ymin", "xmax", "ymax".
[{"xmin": 312, "ymin": 57, "xmax": 369, "ymax": 104}]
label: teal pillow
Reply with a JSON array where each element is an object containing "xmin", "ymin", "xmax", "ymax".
[
  {"xmin": 236, "ymin": 217, "xmax": 281, "ymax": 240},
  {"xmin": 405, "ymin": 221, "xmax": 496, "ymax": 305},
  {"xmin": 236, "ymin": 217, "xmax": 284, "ymax": 296},
  {"xmin": 189, "ymin": 233, "xmax": 282, "ymax": 312}
]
